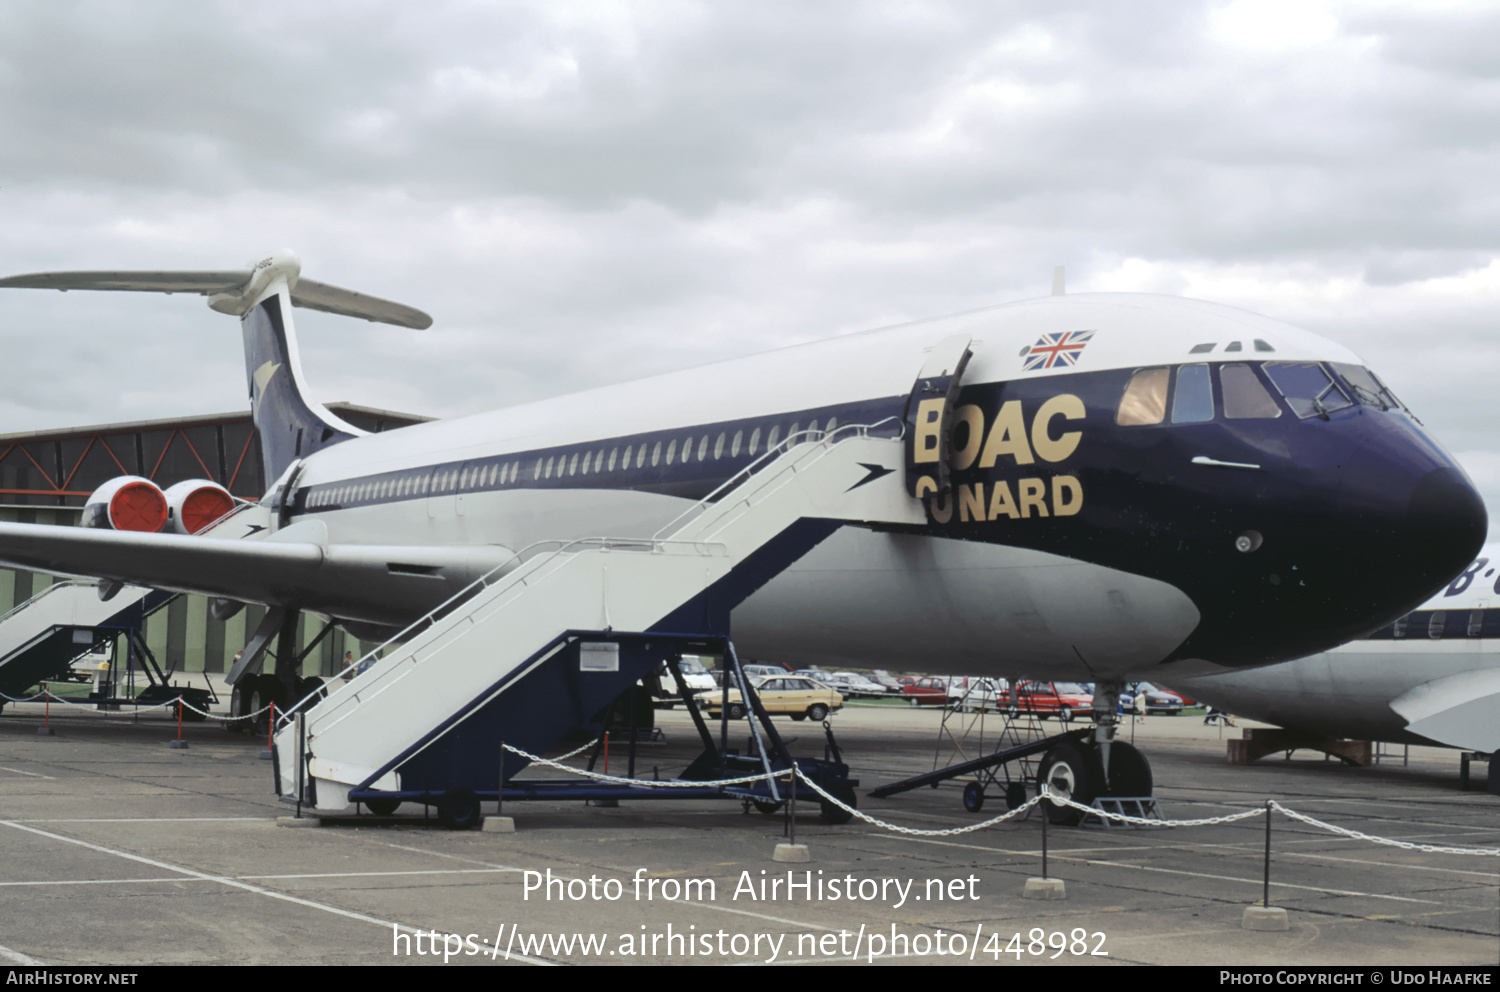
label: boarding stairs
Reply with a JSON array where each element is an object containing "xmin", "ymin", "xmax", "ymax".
[
  {"xmin": 0, "ymin": 503, "xmax": 268, "ymax": 714},
  {"xmin": 0, "ymin": 580, "xmax": 175, "ymax": 707},
  {"xmin": 273, "ymin": 423, "xmax": 926, "ymax": 814}
]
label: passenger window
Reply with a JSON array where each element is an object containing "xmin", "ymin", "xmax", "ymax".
[
  {"xmin": 731, "ymin": 431, "xmax": 742, "ymax": 457},
  {"xmin": 767, "ymin": 426, "xmax": 779, "ymax": 449},
  {"xmin": 1468, "ymin": 610, "xmax": 1484, "ymax": 637},
  {"xmin": 1116, "ymin": 368, "xmax": 1169, "ymax": 425},
  {"xmin": 666, "ymin": 440, "xmax": 676, "ymax": 465},
  {"xmin": 826, "ymin": 417, "xmax": 837, "ymax": 433},
  {"xmin": 748, "ymin": 428, "xmax": 759, "ymax": 455},
  {"xmin": 1428, "ymin": 611, "xmax": 1446, "ymax": 639},
  {"xmin": 700, "ymin": 435, "xmax": 711, "ymax": 461},
  {"xmin": 608, "ymin": 448, "xmax": 618, "ymax": 471},
  {"xmin": 1221, "ymin": 365, "xmax": 1281, "ymax": 419},
  {"xmin": 1263, "ymin": 362, "xmax": 1353, "ymax": 419},
  {"xmin": 1172, "ymin": 364, "xmax": 1214, "ymax": 423},
  {"xmin": 715, "ymin": 433, "xmax": 726, "ymax": 459}
]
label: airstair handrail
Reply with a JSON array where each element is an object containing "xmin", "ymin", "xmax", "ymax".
[
  {"xmin": 650, "ymin": 416, "xmax": 904, "ymax": 541},
  {"xmin": 275, "ymin": 534, "xmax": 729, "ymax": 727},
  {"xmin": 276, "ymin": 418, "xmax": 903, "ymax": 729},
  {"xmin": 0, "ymin": 579, "xmax": 99, "ymax": 627}
]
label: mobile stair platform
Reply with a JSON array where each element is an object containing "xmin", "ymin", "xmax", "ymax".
[{"xmin": 273, "ymin": 423, "xmax": 928, "ymax": 826}]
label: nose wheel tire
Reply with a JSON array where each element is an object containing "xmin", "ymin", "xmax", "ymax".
[
  {"xmin": 962, "ymin": 782, "xmax": 984, "ymax": 813},
  {"xmin": 1037, "ymin": 742, "xmax": 1101, "ymax": 826}
]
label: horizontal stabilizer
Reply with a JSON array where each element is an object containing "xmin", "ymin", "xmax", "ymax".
[
  {"xmin": 0, "ymin": 261, "xmax": 432, "ymax": 329},
  {"xmin": 286, "ymin": 278, "xmax": 432, "ymax": 329}
]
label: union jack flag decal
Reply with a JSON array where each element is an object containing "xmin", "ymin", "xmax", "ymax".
[{"xmin": 1022, "ymin": 330, "xmax": 1095, "ymax": 371}]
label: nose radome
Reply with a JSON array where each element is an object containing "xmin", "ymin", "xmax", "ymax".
[{"xmin": 1402, "ymin": 465, "xmax": 1488, "ymax": 587}]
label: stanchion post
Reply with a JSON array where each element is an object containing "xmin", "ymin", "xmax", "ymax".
[
  {"xmin": 169, "ymin": 694, "xmax": 189, "ymax": 749},
  {"xmin": 1042, "ymin": 799, "xmax": 1049, "ymax": 878},
  {"xmin": 1263, "ymin": 799, "xmax": 1271, "ymax": 907},
  {"xmin": 1242, "ymin": 799, "xmax": 1289, "ymax": 929},
  {"xmin": 498, "ymin": 740, "xmax": 505, "ymax": 817},
  {"xmin": 38, "ymin": 682, "xmax": 55, "ymax": 736},
  {"xmin": 773, "ymin": 765, "xmax": 810, "ymax": 862},
  {"xmin": 1022, "ymin": 786, "xmax": 1065, "ymax": 899},
  {"xmin": 788, "ymin": 772, "xmax": 797, "ymax": 847}
]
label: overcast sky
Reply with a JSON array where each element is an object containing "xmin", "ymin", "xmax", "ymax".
[{"xmin": 1, "ymin": 1, "xmax": 1498, "ymax": 532}]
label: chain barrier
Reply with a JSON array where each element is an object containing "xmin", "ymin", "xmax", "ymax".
[
  {"xmin": 1029, "ymin": 789, "xmax": 1500, "ymax": 857},
  {"xmin": 7, "ymin": 691, "xmax": 1498, "ymax": 858},
  {"xmin": 1, "ymin": 687, "xmax": 274, "ymax": 725},
  {"xmin": 1269, "ymin": 800, "xmax": 1500, "ymax": 856}
]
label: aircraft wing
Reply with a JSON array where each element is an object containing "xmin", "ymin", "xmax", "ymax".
[{"xmin": 0, "ymin": 520, "xmax": 510, "ymax": 628}]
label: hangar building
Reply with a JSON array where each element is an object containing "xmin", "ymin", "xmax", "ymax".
[{"xmin": 0, "ymin": 403, "xmax": 430, "ymax": 682}]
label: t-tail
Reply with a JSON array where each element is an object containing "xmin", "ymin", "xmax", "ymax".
[{"xmin": 0, "ymin": 249, "xmax": 432, "ymax": 486}]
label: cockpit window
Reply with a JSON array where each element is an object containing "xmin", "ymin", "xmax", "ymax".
[
  {"xmin": 1331, "ymin": 363, "xmax": 1405, "ymax": 412},
  {"xmin": 1116, "ymin": 367, "xmax": 1169, "ymax": 425},
  {"xmin": 1220, "ymin": 364, "xmax": 1281, "ymax": 419},
  {"xmin": 1262, "ymin": 362, "xmax": 1353, "ymax": 419},
  {"xmin": 1171, "ymin": 364, "xmax": 1214, "ymax": 423}
]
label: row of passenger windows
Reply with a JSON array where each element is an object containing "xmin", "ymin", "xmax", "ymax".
[
  {"xmin": 1116, "ymin": 361, "xmax": 1406, "ymax": 427},
  {"xmin": 303, "ymin": 416, "xmax": 842, "ymax": 508},
  {"xmin": 1373, "ymin": 609, "xmax": 1497, "ymax": 640}
]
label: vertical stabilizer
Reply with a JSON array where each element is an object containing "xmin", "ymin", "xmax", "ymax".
[
  {"xmin": 0, "ymin": 248, "xmax": 432, "ymax": 488},
  {"xmin": 241, "ymin": 278, "xmax": 365, "ymax": 483}
]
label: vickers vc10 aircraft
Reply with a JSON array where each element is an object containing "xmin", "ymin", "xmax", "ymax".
[{"xmin": 0, "ymin": 251, "xmax": 1485, "ymax": 819}]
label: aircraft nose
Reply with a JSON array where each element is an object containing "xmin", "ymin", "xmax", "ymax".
[{"xmin": 1399, "ymin": 464, "xmax": 1488, "ymax": 589}]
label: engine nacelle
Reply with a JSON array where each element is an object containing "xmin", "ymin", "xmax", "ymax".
[
  {"xmin": 163, "ymin": 480, "xmax": 237, "ymax": 535},
  {"xmin": 82, "ymin": 477, "xmax": 168, "ymax": 533}
]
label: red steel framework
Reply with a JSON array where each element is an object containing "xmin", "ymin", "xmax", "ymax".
[{"xmin": 0, "ymin": 404, "xmax": 427, "ymax": 507}]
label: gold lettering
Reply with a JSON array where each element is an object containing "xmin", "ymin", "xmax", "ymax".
[
  {"xmin": 978, "ymin": 400, "xmax": 1034, "ymax": 467},
  {"xmin": 1018, "ymin": 478, "xmax": 1049, "ymax": 518},
  {"xmin": 958, "ymin": 483, "xmax": 985, "ymax": 522},
  {"xmin": 914, "ymin": 476, "xmax": 938, "ymax": 499},
  {"xmin": 948, "ymin": 404, "xmax": 985, "ymax": 470},
  {"xmin": 1031, "ymin": 394, "xmax": 1085, "ymax": 463},
  {"xmin": 914, "ymin": 398, "xmax": 946, "ymax": 464},
  {"xmin": 1052, "ymin": 475, "xmax": 1083, "ymax": 516},
  {"xmin": 929, "ymin": 489, "xmax": 954, "ymax": 524},
  {"xmin": 987, "ymin": 480, "xmax": 1019, "ymax": 520}
]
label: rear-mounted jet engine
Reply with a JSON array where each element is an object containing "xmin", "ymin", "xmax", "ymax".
[
  {"xmin": 81, "ymin": 477, "xmax": 168, "ymax": 533},
  {"xmin": 163, "ymin": 480, "xmax": 236, "ymax": 535}
]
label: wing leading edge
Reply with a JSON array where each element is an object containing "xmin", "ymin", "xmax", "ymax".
[{"xmin": 0, "ymin": 521, "xmax": 511, "ymax": 629}]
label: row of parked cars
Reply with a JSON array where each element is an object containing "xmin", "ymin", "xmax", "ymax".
[{"xmin": 663, "ymin": 657, "xmax": 1193, "ymax": 722}]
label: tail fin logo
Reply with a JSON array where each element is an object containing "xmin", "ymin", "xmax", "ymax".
[{"xmin": 252, "ymin": 360, "xmax": 283, "ymax": 410}]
